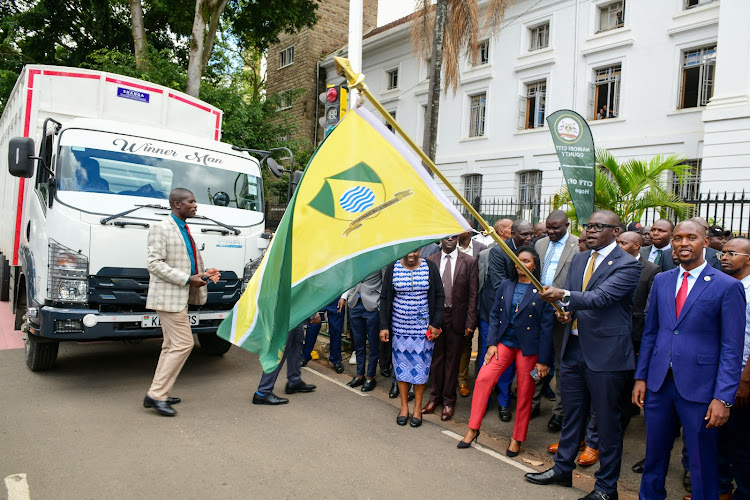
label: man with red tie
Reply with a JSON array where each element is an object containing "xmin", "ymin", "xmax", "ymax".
[{"xmin": 633, "ymin": 221, "xmax": 746, "ymax": 499}]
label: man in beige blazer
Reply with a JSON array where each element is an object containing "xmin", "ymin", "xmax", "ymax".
[{"xmin": 143, "ymin": 188, "xmax": 219, "ymax": 416}]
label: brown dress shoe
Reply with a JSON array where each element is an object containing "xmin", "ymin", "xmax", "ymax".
[
  {"xmin": 547, "ymin": 441, "xmax": 585, "ymax": 454},
  {"xmin": 577, "ymin": 446, "xmax": 599, "ymax": 466},
  {"xmin": 423, "ymin": 400, "xmax": 439, "ymax": 414},
  {"xmin": 441, "ymin": 404, "xmax": 455, "ymax": 421},
  {"xmin": 459, "ymin": 383, "xmax": 470, "ymax": 397}
]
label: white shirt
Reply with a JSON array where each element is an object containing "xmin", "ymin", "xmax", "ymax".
[
  {"xmin": 741, "ymin": 274, "xmax": 750, "ymax": 368},
  {"xmin": 541, "ymin": 233, "xmax": 569, "ymax": 286},
  {"xmin": 648, "ymin": 243, "xmax": 672, "ymax": 263},
  {"xmin": 674, "ymin": 261, "xmax": 708, "ymax": 298},
  {"xmin": 439, "ymin": 248, "xmax": 458, "ymax": 283},
  {"xmin": 472, "ymin": 233, "xmax": 494, "ymax": 247},
  {"xmin": 458, "ymin": 239, "xmax": 474, "ymax": 256}
]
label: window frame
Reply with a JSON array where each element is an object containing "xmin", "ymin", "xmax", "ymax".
[
  {"xmin": 277, "ymin": 89, "xmax": 293, "ymax": 111},
  {"xmin": 519, "ymin": 80, "xmax": 547, "ymax": 130},
  {"xmin": 529, "ymin": 22, "xmax": 550, "ymax": 52},
  {"xmin": 477, "ymin": 39, "xmax": 491, "ymax": 65},
  {"xmin": 670, "ymin": 159, "xmax": 701, "ymax": 200},
  {"xmin": 684, "ymin": 0, "xmax": 717, "ymax": 10},
  {"xmin": 463, "ymin": 174, "xmax": 483, "ymax": 206},
  {"xmin": 278, "ymin": 46, "xmax": 295, "ymax": 69},
  {"xmin": 589, "ymin": 64, "xmax": 621, "ymax": 120},
  {"xmin": 679, "ymin": 45, "xmax": 716, "ymax": 109},
  {"xmin": 468, "ymin": 92, "xmax": 487, "ymax": 138},
  {"xmin": 596, "ymin": 1, "xmax": 625, "ymax": 33},
  {"xmin": 518, "ymin": 170, "xmax": 543, "ymax": 220},
  {"xmin": 386, "ymin": 68, "xmax": 399, "ymax": 91}
]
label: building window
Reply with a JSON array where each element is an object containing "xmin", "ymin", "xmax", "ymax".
[
  {"xmin": 671, "ymin": 159, "xmax": 701, "ymax": 200},
  {"xmin": 519, "ymin": 81, "xmax": 546, "ymax": 130},
  {"xmin": 469, "ymin": 92, "xmax": 487, "ymax": 137},
  {"xmin": 530, "ymin": 23, "xmax": 550, "ymax": 51},
  {"xmin": 387, "ymin": 69, "xmax": 398, "ymax": 90},
  {"xmin": 385, "ymin": 110, "xmax": 397, "ymax": 133},
  {"xmin": 477, "ymin": 39, "xmax": 490, "ymax": 65},
  {"xmin": 279, "ymin": 46, "xmax": 294, "ymax": 69},
  {"xmin": 680, "ymin": 46, "xmax": 716, "ymax": 109},
  {"xmin": 277, "ymin": 89, "xmax": 293, "ymax": 110},
  {"xmin": 589, "ymin": 65, "xmax": 621, "ymax": 120},
  {"xmin": 464, "ymin": 174, "xmax": 483, "ymax": 206},
  {"xmin": 519, "ymin": 170, "xmax": 542, "ymax": 219},
  {"xmin": 597, "ymin": 1, "xmax": 624, "ymax": 33},
  {"xmin": 685, "ymin": 0, "xmax": 717, "ymax": 9}
]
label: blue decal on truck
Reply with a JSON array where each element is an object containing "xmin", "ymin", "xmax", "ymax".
[{"xmin": 117, "ymin": 87, "xmax": 150, "ymax": 103}]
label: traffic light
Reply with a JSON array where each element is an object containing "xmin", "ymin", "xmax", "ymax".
[{"xmin": 318, "ymin": 84, "xmax": 347, "ymax": 135}]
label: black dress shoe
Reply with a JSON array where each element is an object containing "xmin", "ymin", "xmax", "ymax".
[
  {"xmin": 410, "ymin": 416, "xmax": 422, "ymax": 427},
  {"xmin": 301, "ymin": 357, "xmax": 309, "ymax": 367},
  {"xmin": 547, "ymin": 414, "xmax": 564, "ymax": 432},
  {"xmin": 285, "ymin": 381, "xmax": 316, "ymax": 394},
  {"xmin": 389, "ymin": 382, "xmax": 399, "ymax": 398},
  {"xmin": 361, "ymin": 379, "xmax": 377, "ymax": 392},
  {"xmin": 252, "ymin": 392, "xmax": 289, "ymax": 405},
  {"xmin": 397, "ymin": 414, "xmax": 408, "ymax": 426},
  {"xmin": 683, "ymin": 470, "xmax": 692, "ymax": 493},
  {"xmin": 498, "ymin": 406, "xmax": 512, "ymax": 422},
  {"xmin": 408, "ymin": 385, "xmax": 415, "ymax": 401},
  {"xmin": 347, "ymin": 376, "xmax": 365, "ymax": 388},
  {"xmin": 530, "ymin": 406, "xmax": 541, "ymax": 419},
  {"xmin": 332, "ymin": 362, "xmax": 345, "ymax": 373},
  {"xmin": 524, "ymin": 468, "xmax": 572, "ymax": 487},
  {"xmin": 143, "ymin": 395, "xmax": 176, "ymax": 416},
  {"xmin": 579, "ymin": 490, "xmax": 618, "ymax": 500},
  {"xmin": 631, "ymin": 458, "xmax": 645, "ymax": 474},
  {"xmin": 380, "ymin": 368, "xmax": 391, "ymax": 378},
  {"xmin": 144, "ymin": 396, "xmax": 181, "ymax": 407}
]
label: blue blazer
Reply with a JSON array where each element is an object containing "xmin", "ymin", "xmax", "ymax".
[
  {"xmin": 487, "ymin": 279, "xmax": 555, "ymax": 366},
  {"xmin": 563, "ymin": 245, "xmax": 641, "ymax": 372},
  {"xmin": 635, "ymin": 265, "xmax": 746, "ymax": 404}
]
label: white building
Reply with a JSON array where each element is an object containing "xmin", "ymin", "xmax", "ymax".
[{"xmin": 321, "ymin": 0, "xmax": 750, "ymax": 223}]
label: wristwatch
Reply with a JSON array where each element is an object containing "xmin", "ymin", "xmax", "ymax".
[
  {"xmin": 561, "ymin": 289, "xmax": 571, "ymax": 305},
  {"xmin": 719, "ymin": 399, "xmax": 733, "ymax": 408}
]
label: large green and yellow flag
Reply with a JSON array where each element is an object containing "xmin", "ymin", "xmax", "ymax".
[{"xmin": 217, "ymin": 107, "xmax": 469, "ymax": 372}]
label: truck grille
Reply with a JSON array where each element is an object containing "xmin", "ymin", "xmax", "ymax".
[{"xmin": 89, "ymin": 267, "xmax": 240, "ymax": 312}]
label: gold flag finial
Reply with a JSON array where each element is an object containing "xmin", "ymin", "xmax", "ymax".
[{"xmin": 334, "ymin": 57, "xmax": 367, "ymax": 92}]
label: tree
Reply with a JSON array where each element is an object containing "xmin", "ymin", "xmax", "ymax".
[
  {"xmin": 553, "ymin": 150, "xmax": 695, "ymax": 228},
  {"xmin": 129, "ymin": 0, "xmax": 148, "ymax": 70},
  {"xmin": 412, "ymin": 0, "xmax": 512, "ymax": 163}
]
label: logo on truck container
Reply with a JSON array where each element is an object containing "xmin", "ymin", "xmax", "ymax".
[{"xmin": 117, "ymin": 87, "xmax": 150, "ymax": 103}]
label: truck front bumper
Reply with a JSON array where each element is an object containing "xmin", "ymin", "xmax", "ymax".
[{"xmin": 34, "ymin": 306, "xmax": 231, "ymax": 340}]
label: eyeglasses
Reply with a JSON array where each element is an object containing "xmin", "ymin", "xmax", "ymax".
[
  {"xmin": 581, "ymin": 223, "xmax": 618, "ymax": 233},
  {"xmin": 717, "ymin": 251, "xmax": 750, "ymax": 258},
  {"xmin": 444, "ymin": 234, "xmax": 460, "ymax": 240}
]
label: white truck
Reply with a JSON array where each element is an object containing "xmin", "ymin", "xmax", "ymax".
[{"xmin": 0, "ymin": 66, "xmax": 271, "ymax": 370}]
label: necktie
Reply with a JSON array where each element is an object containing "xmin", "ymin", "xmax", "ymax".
[
  {"xmin": 654, "ymin": 249, "xmax": 662, "ymax": 265},
  {"xmin": 542, "ymin": 241, "xmax": 557, "ymax": 284},
  {"xmin": 675, "ymin": 271, "xmax": 690, "ymax": 318},
  {"xmin": 572, "ymin": 251, "xmax": 599, "ymax": 330},
  {"xmin": 443, "ymin": 254, "xmax": 453, "ymax": 307},
  {"xmin": 184, "ymin": 224, "xmax": 198, "ymax": 275}
]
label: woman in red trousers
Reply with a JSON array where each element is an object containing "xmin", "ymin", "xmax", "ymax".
[{"xmin": 457, "ymin": 246, "xmax": 554, "ymax": 456}]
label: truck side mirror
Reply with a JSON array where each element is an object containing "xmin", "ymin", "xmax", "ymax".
[
  {"xmin": 263, "ymin": 157, "xmax": 284, "ymax": 178},
  {"xmin": 291, "ymin": 170, "xmax": 303, "ymax": 192},
  {"xmin": 8, "ymin": 137, "xmax": 36, "ymax": 178}
]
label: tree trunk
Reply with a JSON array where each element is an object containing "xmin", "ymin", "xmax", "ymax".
[
  {"xmin": 129, "ymin": 0, "xmax": 148, "ymax": 71},
  {"xmin": 186, "ymin": 0, "xmax": 208, "ymax": 97},
  {"xmin": 200, "ymin": 0, "xmax": 229, "ymax": 74},
  {"xmin": 421, "ymin": 0, "xmax": 448, "ymax": 169}
]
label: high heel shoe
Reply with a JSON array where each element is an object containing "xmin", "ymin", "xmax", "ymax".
[
  {"xmin": 506, "ymin": 439, "xmax": 521, "ymax": 457},
  {"xmin": 457, "ymin": 430, "xmax": 480, "ymax": 449}
]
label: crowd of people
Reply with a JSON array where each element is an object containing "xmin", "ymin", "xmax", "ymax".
[{"xmin": 144, "ymin": 188, "xmax": 748, "ymax": 500}]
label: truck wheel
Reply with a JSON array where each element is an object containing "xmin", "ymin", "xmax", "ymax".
[
  {"xmin": 197, "ymin": 333, "xmax": 231, "ymax": 355},
  {"xmin": 25, "ymin": 332, "xmax": 59, "ymax": 371},
  {"xmin": 0, "ymin": 255, "xmax": 9, "ymax": 301}
]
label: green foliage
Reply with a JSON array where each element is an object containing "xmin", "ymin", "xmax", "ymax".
[{"xmin": 553, "ymin": 149, "xmax": 695, "ymax": 230}]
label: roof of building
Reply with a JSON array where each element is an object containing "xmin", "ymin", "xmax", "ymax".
[{"xmin": 363, "ymin": 8, "xmax": 426, "ymax": 40}]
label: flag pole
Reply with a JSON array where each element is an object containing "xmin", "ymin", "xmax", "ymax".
[{"xmin": 333, "ymin": 57, "xmax": 562, "ymax": 313}]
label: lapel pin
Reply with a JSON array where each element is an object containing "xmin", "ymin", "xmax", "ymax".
[
  {"xmin": 532, "ymin": 289, "xmax": 537, "ymax": 293},
  {"xmin": 608, "ymin": 261, "xmax": 613, "ymax": 266},
  {"xmin": 704, "ymin": 276, "xmax": 711, "ymax": 281}
]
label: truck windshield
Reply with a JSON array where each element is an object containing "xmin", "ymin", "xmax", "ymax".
[{"xmin": 57, "ymin": 143, "xmax": 262, "ymax": 212}]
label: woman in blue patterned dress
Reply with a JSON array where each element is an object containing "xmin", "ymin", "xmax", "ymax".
[{"xmin": 380, "ymin": 248, "xmax": 444, "ymax": 427}]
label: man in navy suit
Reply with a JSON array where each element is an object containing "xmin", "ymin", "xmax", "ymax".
[
  {"xmin": 639, "ymin": 219, "xmax": 677, "ymax": 271},
  {"xmin": 633, "ymin": 221, "xmax": 746, "ymax": 500},
  {"xmin": 526, "ymin": 210, "xmax": 640, "ymax": 500}
]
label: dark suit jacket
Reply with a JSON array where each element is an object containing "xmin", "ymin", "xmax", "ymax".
[
  {"xmin": 479, "ymin": 238, "xmax": 517, "ymax": 321},
  {"xmin": 487, "ymin": 279, "xmax": 555, "ymax": 365},
  {"xmin": 635, "ymin": 265, "xmax": 746, "ymax": 404},
  {"xmin": 535, "ymin": 234, "xmax": 580, "ymax": 289},
  {"xmin": 428, "ymin": 251, "xmax": 479, "ymax": 333},
  {"xmin": 563, "ymin": 244, "xmax": 641, "ymax": 372},
  {"xmin": 639, "ymin": 245, "xmax": 677, "ymax": 271},
  {"xmin": 463, "ymin": 240, "xmax": 487, "ymax": 259},
  {"xmin": 705, "ymin": 247, "xmax": 722, "ymax": 271},
  {"xmin": 632, "ymin": 258, "xmax": 661, "ymax": 347},
  {"xmin": 380, "ymin": 259, "xmax": 445, "ymax": 331}
]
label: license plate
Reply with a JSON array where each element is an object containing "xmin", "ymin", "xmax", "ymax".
[{"xmin": 142, "ymin": 314, "xmax": 200, "ymax": 327}]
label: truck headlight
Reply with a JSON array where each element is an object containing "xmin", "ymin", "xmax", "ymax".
[
  {"xmin": 241, "ymin": 257, "xmax": 263, "ymax": 293},
  {"xmin": 49, "ymin": 239, "xmax": 89, "ymax": 302}
]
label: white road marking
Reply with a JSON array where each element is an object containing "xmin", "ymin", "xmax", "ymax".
[
  {"xmin": 4, "ymin": 473, "xmax": 31, "ymax": 500},
  {"xmin": 442, "ymin": 430, "xmax": 536, "ymax": 473},
  {"xmin": 302, "ymin": 367, "xmax": 369, "ymax": 397}
]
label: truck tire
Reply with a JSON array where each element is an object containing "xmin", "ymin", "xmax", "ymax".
[
  {"xmin": 25, "ymin": 332, "xmax": 59, "ymax": 371},
  {"xmin": 197, "ymin": 333, "xmax": 231, "ymax": 356},
  {"xmin": 0, "ymin": 255, "xmax": 9, "ymax": 301}
]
